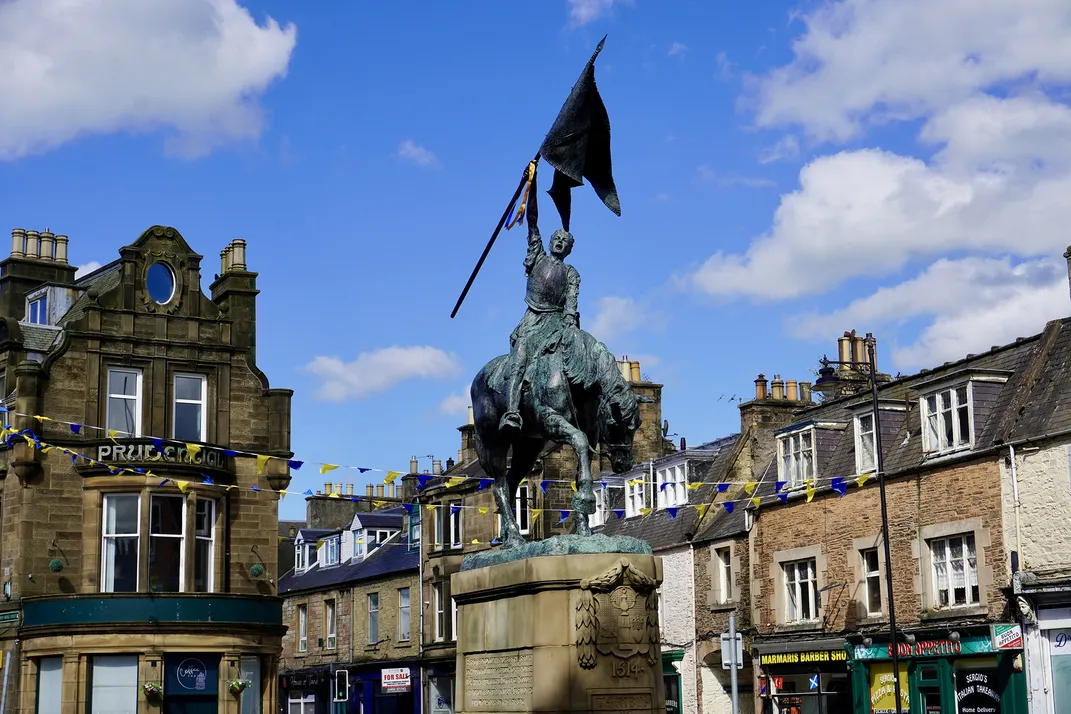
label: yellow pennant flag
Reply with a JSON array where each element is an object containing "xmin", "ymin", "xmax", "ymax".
[
  {"xmin": 373, "ymin": 500, "xmax": 387, "ymax": 509},
  {"xmin": 384, "ymin": 471, "xmax": 403, "ymax": 484},
  {"xmin": 425, "ymin": 504, "xmax": 438, "ymax": 512},
  {"xmin": 255, "ymin": 454, "xmax": 271, "ymax": 474},
  {"xmin": 695, "ymin": 503, "xmax": 709, "ymax": 519},
  {"xmin": 639, "ymin": 507, "xmax": 651, "ymax": 517},
  {"xmin": 628, "ymin": 477, "xmax": 643, "ymax": 487},
  {"xmin": 279, "ymin": 490, "xmax": 287, "ymax": 501},
  {"xmin": 571, "ymin": 482, "xmax": 577, "ymax": 492},
  {"xmin": 107, "ymin": 429, "xmax": 121, "ymax": 443},
  {"xmin": 40, "ymin": 445, "xmax": 52, "ymax": 454},
  {"xmin": 477, "ymin": 507, "xmax": 489, "ymax": 516},
  {"xmin": 744, "ymin": 481, "xmax": 759, "ymax": 496},
  {"xmin": 226, "ymin": 484, "xmax": 239, "ymax": 491},
  {"xmin": 531, "ymin": 509, "xmax": 543, "ymax": 521},
  {"xmin": 447, "ymin": 477, "xmax": 465, "ymax": 487},
  {"xmin": 175, "ymin": 480, "xmax": 191, "ymax": 494},
  {"xmin": 21, "ymin": 434, "xmax": 34, "ymax": 446},
  {"xmin": 471, "ymin": 539, "xmax": 480, "ymax": 545},
  {"xmin": 751, "ymin": 496, "xmax": 762, "ymax": 509},
  {"xmin": 320, "ymin": 463, "xmax": 339, "ymax": 475},
  {"xmin": 328, "ymin": 492, "xmax": 340, "ymax": 499},
  {"xmin": 33, "ymin": 415, "xmax": 51, "ymax": 422},
  {"xmin": 186, "ymin": 443, "xmax": 202, "ymax": 457},
  {"xmin": 806, "ymin": 485, "xmax": 817, "ymax": 503},
  {"xmin": 856, "ymin": 473, "xmax": 872, "ymax": 488},
  {"xmin": 686, "ymin": 482, "xmax": 703, "ymax": 491}
]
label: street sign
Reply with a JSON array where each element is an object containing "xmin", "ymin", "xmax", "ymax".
[{"xmin": 721, "ymin": 632, "xmax": 744, "ymax": 670}]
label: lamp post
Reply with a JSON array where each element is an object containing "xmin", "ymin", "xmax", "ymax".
[{"xmin": 815, "ymin": 334, "xmax": 903, "ymax": 713}]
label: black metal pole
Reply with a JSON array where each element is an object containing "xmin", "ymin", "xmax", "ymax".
[{"xmin": 868, "ymin": 338, "xmax": 903, "ymax": 712}]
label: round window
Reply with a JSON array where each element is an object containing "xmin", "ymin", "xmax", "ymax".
[{"xmin": 146, "ymin": 262, "xmax": 175, "ymax": 304}]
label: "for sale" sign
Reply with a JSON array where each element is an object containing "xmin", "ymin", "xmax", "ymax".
[{"xmin": 382, "ymin": 668, "xmax": 411, "ymax": 694}]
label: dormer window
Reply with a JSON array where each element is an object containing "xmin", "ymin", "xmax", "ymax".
[
  {"xmin": 778, "ymin": 427, "xmax": 816, "ymax": 485},
  {"xmin": 625, "ymin": 477, "xmax": 646, "ymax": 518},
  {"xmin": 355, "ymin": 529, "xmax": 398, "ymax": 560},
  {"xmin": 657, "ymin": 463, "xmax": 687, "ymax": 508},
  {"xmin": 26, "ymin": 293, "xmax": 48, "ymax": 325},
  {"xmin": 921, "ymin": 384, "xmax": 972, "ymax": 455},
  {"xmin": 321, "ymin": 537, "xmax": 340, "ymax": 567},
  {"xmin": 294, "ymin": 544, "xmax": 306, "ymax": 572},
  {"xmin": 855, "ymin": 413, "xmax": 877, "ymax": 474}
]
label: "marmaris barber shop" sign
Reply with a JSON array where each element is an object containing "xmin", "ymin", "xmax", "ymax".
[{"xmin": 96, "ymin": 442, "xmax": 229, "ymax": 469}]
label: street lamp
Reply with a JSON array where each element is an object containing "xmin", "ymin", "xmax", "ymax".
[{"xmin": 814, "ymin": 333, "xmax": 904, "ymax": 713}]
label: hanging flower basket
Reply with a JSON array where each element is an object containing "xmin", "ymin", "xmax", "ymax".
[
  {"xmin": 249, "ymin": 563, "xmax": 265, "ymax": 579},
  {"xmin": 227, "ymin": 679, "xmax": 251, "ymax": 696},
  {"xmin": 142, "ymin": 682, "xmax": 163, "ymax": 700}
]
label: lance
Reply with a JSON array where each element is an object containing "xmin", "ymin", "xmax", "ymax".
[{"xmin": 450, "ymin": 37, "xmax": 611, "ymax": 319}]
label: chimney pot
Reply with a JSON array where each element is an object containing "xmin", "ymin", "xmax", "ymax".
[
  {"xmin": 771, "ymin": 374, "xmax": 785, "ymax": 400},
  {"xmin": 345, "ymin": 483, "xmax": 353, "ymax": 496},
  {"xmin": 467, "ymin": 406, "xmax": 474, "ymax": 425},
  {"xmin": 221, "ymin": 249, "xmax": 229, "ymax": 275},
  {"xmin": 38, "ymin": 231, "xmax": 54, "ymax": 261},
  {"xmin": 388, "ymin": 484, "xmax": 396, "ymax": 499},
  {"xmin": 54, "ymin": 235, "xmax": 69, "ymax": 264},
  {"xmin": 410, "ymin": 456, "xmax": 419, "ymax": 474},
  {"xmin": 433, "ymin": 459, "xmax": 442, "ymax": 475},
  {"xmin": 852, "ymin": 334, "xmax": 867, "ymax": 366},
  {"xmin": 334, "ymin": 483, "xmax": 342, "ymax": 496},
  {"xmin": 230, "ymin": 239, "xmax": 247, "ymax": 271},
  {"xmin": 323, "ymin": 482, "xmax": 332, "ymax": 495},
  {"xmin": 630, "ymin": 361, "xmax": 641, "ymax": 383},
  {"xmin": 10, "ymin": 229, "xmax": 25, "ymax": 258},
  {"xmin": 366, "ymin": 484, "xmax": 374, "ymax": 497},
  {"xmin": 457, "ymin": 449, "xmax": 463, "ymax": 464},
  {"xmin": 375, "ymin": 484, "xmax": 384, "ymax": 499},
  {"xmin": 838, "ymin": 334, "xmax": 854, "ymax": 369},
  {"xmin": 446, "ymin": 457, "xmax": 455, "ymax": 470},
  {"xmin": 786, "ymin": 380, "xmax": 798, "ymax": 401},
  {"xmin": 25, "ymin": 230, "xmax": 39, "ymax": 259},
  {"xmin": 754, "ymin": 373, "xmax": 768, "ymax": 401},
  {"xmin": 800, "ymin": 381, "xmax": 812, "ymax": 403}
]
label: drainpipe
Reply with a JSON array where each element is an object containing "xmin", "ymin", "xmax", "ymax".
[{"xmin": 1009, "ymin": 444, "xmax": 1022, "ymax": 565}]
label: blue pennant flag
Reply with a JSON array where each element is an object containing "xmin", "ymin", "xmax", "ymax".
[
  {"xmin": 349, "ymin": 496, "xmax": 359, "ymax": 503},
  {"xmin": 150, "ymin": 437, "xmax": 165, "ymax": 452},
  {"xmin": 288, "ymin": 460, "xmax": 304, "ymax": 470},
  {"xmin": 724, "ymin": 501, "xmax": 735, "ymax": 514},
  {"xmin": 69, "ymin": 423, "xmax": 82, "ymax": 435},
  {"xmin": 417, "ymin": 475, "xmax": 432, "ymax": 490},
  {"xmin": 601, "ymin": 479, "xmax": 607, "ymax": 489},
  {"xmin": 158, "ymin": 479, "xmax": 170, "ymax": 487},
  {"xmin": 202, "ymin": 474, "xmax": 214, "ymax": 485},
  {"xmin": 778, "ymin": 492, "xmax": 789, "ymax": 503},
  {"xmin": 717, "ymin": 482, "xmax": 730, "ymax": 493},
  {"xmin": 667, "ymin": 507, "xmax": 678, "ymax": 520},
  {"xmin": 251, "ymin": 485, "xmax": 262, "ymax": 492},
  {"xmin": 775, "ymin": 481, "xmax": 787, "ymax": 493},
  {"xmin": 491, "ymin": 537, "xmax": 501, "ymax": 546},
  {"xmin": 540, "ymin": 480, "xmax": 550, "ymax": 494},
  {"xmin": 659, "ymin": 482, "xmax": 669, "ymax": 492},
  {"xmin": 134, "ymin": 467, "xmax": 146, "ymax": 475},
  {"xmin": 70, "ymin": 452, "xmax": 79, "ymax": 464},
  {"xmin": 450, "ymin": 504, "xmax": 461, "ymax": 515},
  {"xmin": 402, "ymin": 503, "xmax": 414, "ymax": 514},
  {"xmin": 223, "ymin": 449, "xmax": 239, "ymax": 457},
  {"xmin": 831, "ymin": 477, "xmax": 847, "ymax": 497},
  {"xmin": 557, "ymin": 510, "xmax": 570, "ymax": 524},
  {"xmin": 478, "ymin": 479, "xmax": 493, "ymax": 491},
  {"xmin": 358, "ymin": 467, "xmax": 372, "ymax": 473},
  {"xmin": 303, "ymin": 489, "xmax": 314, "ymax": 496},
  {"xmin": 613, "ymin": 509, "xmax": 625, "ymax": 519}
]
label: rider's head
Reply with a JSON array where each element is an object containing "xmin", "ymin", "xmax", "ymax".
[{"xmin": 550, "ymin": 229, "xmax": 574, "ymax": 258}]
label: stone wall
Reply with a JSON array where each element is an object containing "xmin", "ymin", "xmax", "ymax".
[
  {"xmin": 1000, "ymin": 439, "xmax": 1071, "ymax": 574},
  {"xmin": 280, "ymin": 587, "xmax": 350, "ymax": 671},
  {"xmin": 659, "ymin": 546, "xmax": 697, "ymax": 714},
  {"xmin": 351, "ymin": 573, "xmax": 420, "ymax": 663},
  {"xmin": 693, "ymin": 536, "xmax": 751, "ymax": 714}
]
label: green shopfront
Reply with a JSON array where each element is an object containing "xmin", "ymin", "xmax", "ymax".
[{"xmin": 848, "ymin": 626, "xmax": 1028, "ymax": 713}]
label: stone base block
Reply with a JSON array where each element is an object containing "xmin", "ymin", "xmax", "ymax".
[{"xmin": 451, "ymin": 553, "xmax": 665, "ymax": 714}]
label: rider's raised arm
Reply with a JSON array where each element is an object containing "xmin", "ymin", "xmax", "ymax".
[{"xmin": 523, "ymin": 164, "xmax": 545, "ymax": 274}]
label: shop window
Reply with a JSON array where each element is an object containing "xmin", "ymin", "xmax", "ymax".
[
  {"xmin": 90, "ymin": 656, "xmax": 138, "ymax": 714},
  {"xmin": 288, "ymin": 691, "xmax": 315, "ymax": 714},
  {"xmin": 448, "ymin": 501, "xmax": 463, "ymax": 547},
  {"xmin": 1047, "ymin": 628, "xmax": 1071, "ymax": 711},
  {"xmin": 36, "ymin": 657, "xmax": 62, "ymax": 714},
  {"xmin": 194, "ymin": 499, "xmax": 215, "ymax": 592},
  {"xmin": 625, "ymin": 477, "xmax": 646, "ymax": 518},
  {"xmin": 240, "ymin": 656, "xmax": 261, "ymax": 714},
  {"xmin": 434, "ymin": 584, "xmax": 446, "ymax": 642},
  {"xmin": 783, "ymin": 558, "xmax": 818, "ymax": 623},
  {"xmin": 106, "ymin": 368, "xmax": 142, "ymax": 437},
  {"xmin": 862, "ymin": 549, "xmax": 882, "ymax": 616},
  {"xmin": 101, "ymin": 494, "xmax": 139, "ymax": 592},
  {"xmin": 657, "ymin": 463, "xmax": 688, "ymax": 509},
  {"xmin": 429, "ymin": 677, "xmax": 453, "ymax": 714},
  {"xmin": 325, "ymin": 599, "xmax": 336, "ymax": 649},
  {"xmin": 26, "ymin": 293, "xmax": 48, "ymax": 325},
  {"xmin": 368, "ymin": 592, "xmax": 380, "ymax": 644},
  {"xmin": 930, "ymin": 534, "xmax": 978, "ymax": 608},
  {"xmin": 855, "ymin": 412, "xmax": 877, "ymax": 473},
  {"xmin": 173, "ymin": 374, "xmax": 207, "ymax": 442},
  {"xmin": 515, "ymin": 482, "xmax": 531, "ymax": 535},
  {"xmin": 297, "ymin": 604, "xmax": 307, "ymax": 652},
  {"xmin": 778, "ymin": 428, "xmax": 816, "ymax": 486},
  {"xmin": 149, "ymin": 495, "xmax": 184, "ymax": 592},
  {"xmin": 398, "ymin": 587, "xmax": 411, "ymax": 642},
  {"xmin": 921, "ymin": 384, "xmax": 973, "ymax": 455},
  {"xmin": 714, "ymin": 547, "xmax": 732, "ymax": 604}
]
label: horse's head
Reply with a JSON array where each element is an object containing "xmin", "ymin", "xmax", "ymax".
[{"xmin": 604, "ymin": 393, "xmax": 644, "ymax": 474}]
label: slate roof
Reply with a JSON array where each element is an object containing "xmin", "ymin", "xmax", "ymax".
[
  {"xmin": 352, "ymin": 507, "xmax": 406, "ymax": 529},
  {"xmin": 20, "ymin": 325, "xmax": 63, "ymax": 352},
  {"xmin": 58, "ymin": 261, "xmax": 122, "ymax": 326},
  {"xmin": 738, "ymin": 318, "xmax": 1071, "ymax": 512},
  {"xmin": 594, "ymin": 433, "xmax": 744, "ymax": 551},
  {"xmin": 295, "ymin": 528, "xmax": 336, "ymax": 543},
  {"xmin": 278, "ymin": 532, "xmax": 418, "ymax": 595}
]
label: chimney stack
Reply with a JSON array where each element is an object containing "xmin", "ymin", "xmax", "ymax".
[
  {"xmin": 754, "ymin": 374, "xmax": 768, "ymax": 401},
  {"xmin": 433, "ymin": 459, "xmax": 442, "ymax": 475},
  {"xmin": 786, "ymin": 380, "xmax": 798, "ymax": 401},
  {"xmin": 345, "ymin": 483, "xmax": 354, "ymax": 496},
  {"xmin": 366, "ymin": 484, "xmax": 374, "ymax": 497},
  {"xmin": 800, "ymin": 381, "xmax": 812, "ymax": 403},
  {"xmin": 410, "ymin": 456, "xmax": 419, "ymax": 474},
  {"xmin": 838, "ymin": 332, "xmax": 853, "ymax": 369},
  {"xmin": 375, "ymin": 484, "xmax": 384, "ymax": 498},
  {"xmin": 323, "ymin": 483, "xmax": 332, "ymax": 495},
  {"xmin": 771, "ymin": 374, "xmax": 785, "ymax": 400}
]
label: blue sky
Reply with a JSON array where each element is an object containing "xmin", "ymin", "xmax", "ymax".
[{"xmin": 3, "ymin": 0, "xmax": 1070, "ymax": 520}]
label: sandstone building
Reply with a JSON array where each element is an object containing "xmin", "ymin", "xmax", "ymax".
[{"xmin": 0, "ymin": 226, "xmax": 293, "ymax": 714}]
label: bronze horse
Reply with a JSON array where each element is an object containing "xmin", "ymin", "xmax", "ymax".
[{"xmin": 470, "ymin": 335, "xmax": 643, "ymax": 548}]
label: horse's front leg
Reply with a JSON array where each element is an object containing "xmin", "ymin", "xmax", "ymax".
[{"xmin": 543, "ymin": 413, "xmax": 594, "ymax": 535}]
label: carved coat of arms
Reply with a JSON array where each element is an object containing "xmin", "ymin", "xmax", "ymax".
[{"xmin": 576, "ymin": 559, "xmax": 660, "ymax": 669}]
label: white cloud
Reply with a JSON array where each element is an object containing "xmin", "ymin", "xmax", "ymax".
[
  {"xmin": 567, "ymin": 0, "xmax": 618, "ymax": 26},
  {"xmin": 758, "ymin": 135, "xmax": 799, "ymax": 164},
  {"xmin": 75, "ymin": 261, "xmax": 103, "ymax": 278},
  {"xmin": 397, "ymin": 139, "xmax": 441, "ymax": 169},
  {"xmin": 438, "ymin": 391, "xmax": 470, "ymax": 417},
  {"xmin": 696, "ymin": 165, "xmax": 775, "ymax": 189},
  {"xmin": 668, "ymin": 42, "xmax": 687, "ymax": 57},
  {"xmin": 0, "ymin": 0, "xmax": 296, "ymax": 160},
  {"xmin": 714, "ymin": 51, "xmax": 733, "ymax": 81},
  {"xmin": 587, "ymin": 296, "xmax": 667, "ymax": 344},
  {"xmin": 302, "ymin": 346, "xmax": 461, "ymax": 402},
  {"xmin": 790, "ymin": 256, "xmax": 1069, "ymax": 368}
]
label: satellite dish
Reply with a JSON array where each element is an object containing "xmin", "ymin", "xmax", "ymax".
[{"xmin": 662, "ymin": 420, "xmax": 669, "ymax": 437}]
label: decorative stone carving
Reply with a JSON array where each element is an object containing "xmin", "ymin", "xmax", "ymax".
[{"xmin": 576, "ymin": 558, "xmax": 660, "ymax": 670}]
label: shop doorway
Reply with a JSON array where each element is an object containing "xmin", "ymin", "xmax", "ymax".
[
  {"xmin": 166, "ymin": 695, "xmax": 217, "ymax": 714},
  {"xmin": 372, "ymin": 679, "xmax": 413, "ymax": 714}
]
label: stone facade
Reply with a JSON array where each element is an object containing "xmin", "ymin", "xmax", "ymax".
[
  {"xmin": 0, "ymin": 225, "xmax": 292, "ymax": 714},
  {"xmin": 658, "ymin": 546, "xmax": 698, "ymax": 714},
  {"xmin": 693, "ymin": 536, "xmax": 752, "ymax": 714}
]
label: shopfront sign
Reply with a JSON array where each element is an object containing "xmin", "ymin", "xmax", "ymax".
[
  {"xmin": 281, "ymin": 670, "xmax": 327, "ymax": 690},
  {"xmin": 759, "ymin": 649, "xmax": 848, "ymax": 666},
  {"xmin": 992, "ymin": 624, "xmax": 1023, "ymax": 650},
  {"xmin": 381, "ymin": 668, "xmax": 411, "ymax": 694},
  {"xmin": 96, "ymin": 441, "xmax": 229, "ymax": 469},
  {"xmin": 854, "ymin": 635, "xmax": 993, "ymax": 660},
  {"xmin": 869, "ymin": 662, "xmax": 910, "ymax": 714},
  {"xmin": 957, "ymin": 668, "xmax": 1000, "ymax": 714},
  {"xmin": 165, "ymin": 654, "xmax": 220, "ymax": 695}
]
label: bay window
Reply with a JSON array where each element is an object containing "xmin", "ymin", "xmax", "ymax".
[
  {"xmin": 194, "ymin": 499, "xmax": 215, "ymax": 592},
  {"xmin": 149, "ymin": 495, "xmax": 184, "ymax": 592},
  {"xmin": 101, "ymin": 494, "xmax": 139, "ymax": 592},
  {"xmin": 434, "ymin": 584, "xmax": 446, "ymax": 642}
]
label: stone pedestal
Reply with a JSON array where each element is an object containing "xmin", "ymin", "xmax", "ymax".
[{"xmin": 451, "ymin": 553, "xmax": 665, "ymax": 714}]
